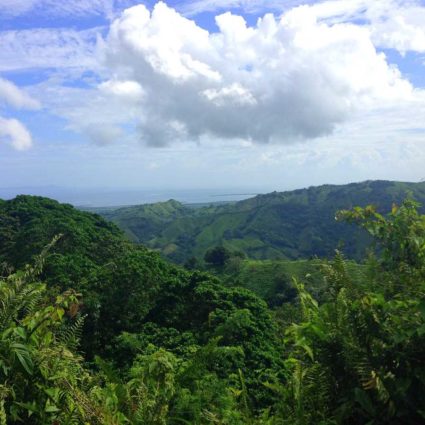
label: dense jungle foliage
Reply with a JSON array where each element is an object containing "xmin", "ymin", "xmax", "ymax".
[
  {"xmin": 0, "ymin": 193, "xmax": 424, "ymax": 424},
  {"xmin": 93, "ymin": 180, "xmax": 425, "ymax": 263}
]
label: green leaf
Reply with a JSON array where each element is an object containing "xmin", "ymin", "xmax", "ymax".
[
  {"xmin": 14, "ymin": 327, "xmax": 26, "ymax": 340},
  {"xmin": 45, "ymin": 403, "xmax": 60, "ymax": 413},
  {"xmin": 418, "ymin": 300, "xmax": 425, "ymax": 319},
  {"xmin": 417, "ymin": 324, "xmax": 425, "ymax": 337},
  {"xmin": 354, "ymin": 388, "xmax": 376, "ymax": 416},
  {"xmin": 14, "ymin": 401, "xmax": 39, "ymax": 415},
  {"xmin": 11, "ymin": 343, "xmax": 33, "ymax": 375}
]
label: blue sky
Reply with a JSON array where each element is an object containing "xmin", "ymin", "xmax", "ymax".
[{"xmin": 1, "ymin": 0, "xmax": 425, "ymax": 196}]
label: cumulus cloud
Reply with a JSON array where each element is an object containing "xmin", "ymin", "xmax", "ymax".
[
  {"xmin": 13, "ymin": 1, "xmax": 424, "ymax": 149},
  {"xmin": 369, "ymin": 4, "xmax": 425, "ymax": 53},
  {"xmin": 96, "ymin": 1, "xmax": 412, "ymax": 146},
  {"xmin": 310, "ymin": 0, "xmax": 425, "ymax": 54},
  {"xmin": 0, "ymin": 78, "xmax": 41, "ymax": 110},
  {"xmin": 182, "ymin": 0, "xmax": 425, "ymax": 54},
  {"xmin": 0, "ymin": 117, "xmax": 33, "ymax": 150}
]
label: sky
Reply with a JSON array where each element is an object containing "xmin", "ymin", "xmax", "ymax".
[{"xmin": 1, "ymin": 0, "xmax": 425, "ymax": 195}]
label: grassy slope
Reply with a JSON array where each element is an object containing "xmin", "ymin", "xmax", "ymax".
[
  {"xmin": 93, "ymin": 180, "xmax": 425, "ymax": 263},
  {"xmin": 218, "ymin": 258, "xmax": 366, "ymax": 305},
  {"xmin": 98, "ymin": 199, "xmax": 192, "ymax": 243}
]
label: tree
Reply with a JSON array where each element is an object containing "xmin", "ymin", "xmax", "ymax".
[
  {"xmin": 204, "ymin": 246, "xmax": 232, "ymax": 267},
  {"xmin": 184, "ymin": 256, "xmax": 199, "ymax": 270}
]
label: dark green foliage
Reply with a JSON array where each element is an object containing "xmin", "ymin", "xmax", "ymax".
[
  {"xmin": 1, "ymin": 193, "xmax": 424, "ymax": 424},
  {"xmin": 0, "ymin": 195, "xmax": 283, "ymax": 418},
  {"xmin": 107, "ymin": 271, "xmax": 284, "ymax": 410},
  {"xmin": 0, "ymin": 255, "xmax": 248, "ymax": 424},
  {"xmin": 93, "ymin": 180, "xmax": 425, "ymax": 263},
  {"xmin": 0, "ymin": 248, "xmax": 101, "ymax": 424},
  {"xmin": 204, "ymin": 246, "xmax": 232, "ymax": 267},
  {"xmin": 184, "ymin": 256, "xmax": 200, "ymax": 270},
  {"xmin": 279, "ymin": 200, "xmax": 425, "ymax": 425},
  {"xmin": 0, "ymin": 195, "xmax": 124, "ymax": 270}
]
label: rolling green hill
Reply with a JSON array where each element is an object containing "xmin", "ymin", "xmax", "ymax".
[{"xmin": 95, "ymin": 180, "xmax": 425, "ymax": 263}]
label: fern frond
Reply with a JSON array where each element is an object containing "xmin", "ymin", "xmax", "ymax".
[{"xmin": 57, "ymin": 315, "xmax": 86, "ymax": 352}]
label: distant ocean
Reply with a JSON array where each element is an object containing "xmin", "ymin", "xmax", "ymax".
[{"xmin": 0, "ymin": 187, "xmax": 265, "ymax": 208}]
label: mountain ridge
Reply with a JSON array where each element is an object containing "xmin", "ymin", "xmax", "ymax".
[{"xmin": 93, "ymin": 180, "xmax": 425, "ymax": 263}]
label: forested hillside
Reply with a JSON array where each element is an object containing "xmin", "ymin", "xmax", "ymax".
[
  {"xmin": 0, "ymin": 196, "xmax": 284, "ymax": 421},
  {"xmin": 95, "ymin": 180, "xmax": 425, "ymax": 263},
  {"xmin": 0, "ymin": 195, "xmax": 424, "ymax": 424}
]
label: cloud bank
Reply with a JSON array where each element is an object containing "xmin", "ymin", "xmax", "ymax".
[{"xmin": 97, "ymin": 1, "xmax": 412, "ymax": 146}]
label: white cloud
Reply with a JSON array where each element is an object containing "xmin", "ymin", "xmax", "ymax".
[
  {"xmin": 0, "ymin": 116, "xmax": 33, "ymax": 150},
  {"xmin": 35, "ymin": 83, "xmax": 140, "ymax": 145},
  {"xmin": 98, "ymin": 79, "xmax": 144, "ymax": 100},
  {"xmin": 93, "ymin": 1, "xmax": 412, "ymax": 146},
  {"xmin": 296, "ymin": 0, "xmax": 425, "ymax": 54},
  {"xmin": 0, "ymin": 78, "xmax": 41, "ymax": 110},
  {"xmin": 203, "ymin": 83, "xmax": 257, "ymax": 106},
  {"xmin": 7, "ymin": 1, "xmax": 425, "ymax": 152},
  {"xmin": 181, "ymin": 0, "xmax": 425, "ymax": 54},
  {"xmin": 0, "ymin": 78, "xmax": 39, "ymax": 151},
  {"xmin": 0, "ymin": 0, "xmax": 114, "ymax": 19},
  {"xmin": 0, "ymin": 27, "xmax": 101, "ymax": 72},
  {"xmin": 369, "ymin": 4, "xmax": 425, "ymax": 53}
]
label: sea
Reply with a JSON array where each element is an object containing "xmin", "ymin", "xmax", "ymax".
[{"xmin": 0, "ymin": 187, "xmax": 266, "ymax": 208}]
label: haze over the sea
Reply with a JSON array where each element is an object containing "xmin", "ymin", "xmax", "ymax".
[{"xmin": 0, "ymin": 186, "xmax": 269, "ymax": 207}]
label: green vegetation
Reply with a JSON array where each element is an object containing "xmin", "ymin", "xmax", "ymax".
[
  {"xmin": 215, "ymin": 258, "xmax": 364, "ymax": 307},
  {"xmin": 94, "ymin": 180, "xmax": 425, "ymax": 263},
  {"xmin": 0, "ymin": 196, "xmax": 283, "ymax": 422},
  {"xmin": 91, "ymin": 199, "xmax": 192, "ymax": 244},
  {"xmin": 0, "ymin": 191, "xmax": 424, "ymax": 424},
  {"xmin": 277, "ymin": 200, "xmax": 425, "ymax": 424}
]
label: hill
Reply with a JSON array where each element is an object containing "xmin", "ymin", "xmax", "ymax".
[
  {"xmin": 94, "ymin": 180, "xmax": 425, "ymax": 263},
  {"xmin": 0, "ymin": 195, "xmax": 283, "ymax": 409},
  {"xmin": 93, "ymin": 198, "xmax": 193, "ymax": 243}
]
